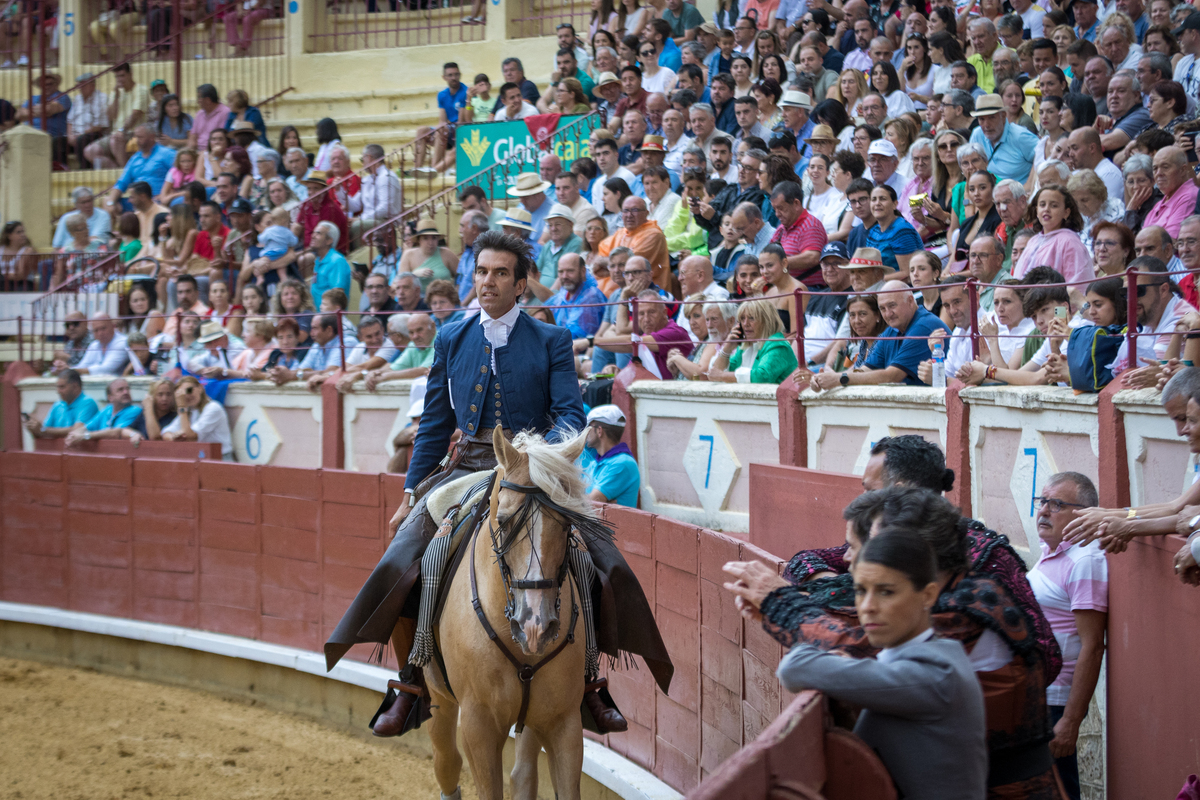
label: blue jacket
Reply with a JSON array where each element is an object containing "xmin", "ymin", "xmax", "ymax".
[
  {"xmin": 224, "ymin": 106, "xmax": 271, "ymax": 147},
  {"xmin": 405, "ymin": 310, "xmax": 587, "ymax": 490}
]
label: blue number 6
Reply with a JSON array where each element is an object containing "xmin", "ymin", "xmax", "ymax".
[{"xmin": 246, "ymin": 419, "xmax": 261, "ymax": 460}]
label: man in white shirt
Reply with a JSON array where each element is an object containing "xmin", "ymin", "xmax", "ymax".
[
  {"xmin": 67, "ymin": 73, "xmax": 109, "ymax": 169},
  {"xmin": 1111, "ymin": 256, "xmax": 1199, "ymax": 373},
  {"xmin": 924, "ymin": 276, "xmax": 975, "ymax": 379},
  {"xmin": 1065, "ymin": 127, "xmax": 1125, "ymax": 205},
  {"xmin": 661, "ymin": 108, "xmax": 692, "ymax": 176},
  {"xmin": 1173, "ymin": 12, "xmax": 1200, "ymax": 99},
  {"xmin": 552, "ymin": 172, "xmax": 599, "ymax": 238},
  {"xmin": 643, "ymin": 165, "xmax": 681, "ymax": 229},
  {"xmin": 75, "ymin": 313, "xmax": 129, "ymax": 376},
  {"xmin": 675, "ymin": 255, "xmax": 729, "ymax": 327},
  {"xmin": 350, "ymin": 143, "xmax": 403, "ymax": 247},
  {"xmin": 709, "ymin": 135, "xmax": 738, "ymax": 183},
  {"xmin": 590, "ymin": 138, "xmax": 637, "ymax": 217},
  {"xmin": 52, "ymin": 187, "xmax": 112, "ymax": 248},
  {"xmin": 494, "ymin": 82, "xmax": 537, "ymax": 121},
  {"xmin": 867, "ymin": 139, "xmax": 908, "ymax": 195},
  {"xmin": 192, "ymin": 321, "xmax": 248, "ymax": 377}
]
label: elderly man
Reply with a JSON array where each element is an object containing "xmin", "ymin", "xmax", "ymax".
[
  {"xmin": 732, "ymin": 202, "xmax": 776, "ymax": 256},
  {"xmin": 1066, "ymin": 127, "xmax": 1125, "ymax": 202},
  {"xmin": 1135, "ymin": 225, "xmax": 1185, "ymax": 276},
  {"xmin": 778, "ymin": 91, "xmax": 815, "ymax": 152},
  {"xmin": 967, "ymin": 18, "xmax": 1001, "ymax": 92},
  {"xmin": 1083, "ymin": 56, "xmax": 1113, "ymax": 115},
  {"xmin": 1100, "ymin": 22, "xmax": 1141, "ymax": 74},
  {"xmin": 916, "ymin": 275, "xmax": 975, "ymax": 382},
  {"xmin": 969, "ymin": 94, "xmax": 1039, "ymax": 182},
  {"xmin": 1142, "ymin": 147, "xmax": 1199, "ymax": 237},
  {"xmin": 295, "ymin": 171, "xmax": 350, "ymax": 254},
  {"xmin": 52, "ymin": 187, "xmax": 111, "ymax": 248},
  {"xmin": 594, "ymin": 289, "xmax": 694, "ymax": 379},
  {"xmin": 102, "ymin": 125, "xmax": 176, "ymax": 216},
  {"xmin": 66, "ymin": 73, "xmax": 109, "ymax": 169},
  {"xmin": 284, "ymin": 147, "xmax": 313, "ymax": 200},
  {"xmin": 350, "ymin": 144, "xmax": 403, "ymax": 247},
  {"xmin": 812, "ymin": 277, "xmax": 950, "ymax": 389},
  {"xmin": 661, "ymin": 108, "xmax": 692, "ymax": 175},
  {"xmin": 994, "ymin": 179, "xmax": 1029, "ymax": 270},
  {"xmin": 74, "ymin": 313, "xmax": 129, "ymax": 376},
  {"xmin": 192, "ymin": 320, "xmax": 248, "ymax": 378},
  {"xmin": 858, "ymin": 92, "xmax": 888, "ymax": 129},
  {"xmin": 769, "ymin": 181, "xmax": 828, "ymax": 285},
  {"xmin": 84, "ymin": 62, "xmax": 148, "ymax": 168},
  {"xmin": 618, "ymin": 110, "xmax": 648, "ymax": 168},
  {"xmin": 531, "ymin": 204, "xmax": 582, "ymax": 299},
  {"xmin": 599, "ymin": 197, "xmax": 672, "ymax": 293},
  {"xmin": 549, "ymin": 253, "xmax": 608, "ymax": 337},
  {"xmin": 674, "ymin": 254, "xmax": 729, "ymax": 325},
  {"xmin": 899, "ymin": 139, "xmax": 934, "ymax": 236},
  {"xmin": 362, "ymin": 273, "xmax": 402, "ymax": 315},
  {"xmin": 941, "ymin": 89, "xmax": 976, "ymax": 131},
  {"xmin": 950, "ymin": 60, "xmax": 985, "ymax": 99},
  {"xmin": 63, "ymin": 378, "xmax": 144, "ymax": 447},
  {"xmin": 1097, "ymin": 72, "xmax": 1152, "ymax": 160},
  {"xmin": 538, "ymin": 153, "xmax": 563, "ymax": 202},
  {"xmin": 270, "ymin": 314, "xmax": 345, "ymax": 388},
  {"xmin": 1029, "ymin": 472, "xmax": 1107, "ymax": 800},
  {"xmin": 24, "ymin": 369, "xmax": 99, "ymax": 440},
  {"xmin": 688, "ymin": 102, "xmax": 720, "ymax": 157},
  {"xmin": 51, "ymin": 312, "xmax": 94, "ymax": 370},
  {"xmin": 593, "ymin": 71, "xmax": 622, "ymax": 122},
  {"xmin": 1177, "ymin": 218, "xmax": 1200, "ymax": 308},
  {"xmin": 394, "ymin": 272, "xmax": 431, "ymax": 312},
  {"xmin": 967, "ymin": 234, "xmax": 1011, "ymax": 312},
  {"xmin": 306, "ymin": 221, "xmax": 352, "ymax": 305},
  {"xmin": 866, "ymin": 139, "xmax": 907, "ymax": 195},
  {"xmin": 364, "ymin": 313, "xmax": 438, "ymax": 387}
]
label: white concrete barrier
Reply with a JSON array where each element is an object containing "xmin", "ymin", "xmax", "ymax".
[
  {"xmin": 342, "ymin": 379, "xmax": 414, "ymax": 473},
  {"xmin": 800, "ymin": 385, "xmax": 947, "ymax": 475},
  {"xmin": 1115, "ymin": 387, "xmax": 1195, "ymax": 507}
]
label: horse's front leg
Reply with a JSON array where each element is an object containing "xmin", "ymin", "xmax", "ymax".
[
  {"xmin": 427, "ymin": 681, "xmax": 462, "ymax": 800},
  {"xmin": 510, "ymin": 726, "xmax": 543, "ymax": 800},
  {"xmin": 459, "ymin": 702, "xmax": 510, "ymax": 800},
  {"xmin": 540, "ymin": 710, "xmax": 584, "ymax": 800}
]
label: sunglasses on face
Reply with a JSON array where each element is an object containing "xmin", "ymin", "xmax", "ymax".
[{"xmin": 1136, "ymin": 281, "xmax": 1167, "ymax": 297}]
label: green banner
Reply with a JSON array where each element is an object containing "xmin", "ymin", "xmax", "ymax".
[{"xmin": 456, "ymin": 115, "xmax": 594, "ymax": 200}]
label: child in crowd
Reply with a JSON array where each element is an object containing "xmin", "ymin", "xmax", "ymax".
[
  {"xmin": 159, "ymin": 148, "xmax": 200, "ymax": 207},
  {"xmin": 116, "ymin": 213, "xmax": 142, "ymax": 264},
  {"xmin": 464, "ymin": 74, "xmax": 492, "ymax": 123},
  {"xmin": 247, "ymin": 207, "xmax": 299, "ymax": 287}
]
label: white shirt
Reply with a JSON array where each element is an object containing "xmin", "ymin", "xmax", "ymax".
[
  {"xmin": 945, "ymin": 326, "xmax": 972, "ymax": 378},
  {"xmin": 806, "ymin": 187, "xmax": 846, "ymax": 235},
  {"xmin": 495, "ymin": 101, "xmax": 538, "ymax": 121},
  {"xmin": 77, "ymin": 333, "xmax": 130, "ymax": 375},
  {"xmin": 479, "ymin": 302, "xmax": 522, "ymax": 371},
  {"xmin": 676, "ymin": 281, "xmax": 730, "ymax": 327},
  {"xmin": 998, "ymin": 316, "xmax": 1036, "ymax": 364},
  {"xmin": 1175, "ymin": 54, "xmax": 1200, "ymax": 102},
  {"xmin": 592, "ymin": 166, "xmax": 638, "ymax": 217},
  {"xmin": 663, "ymin": 134, "xmax": 692, "ymax": 175},
  {"xmin": 67, "ymin": 90, "xmax": 109, "ymax": 134},
  {"xmin": 711, "ymin": 164, "xmax": 738, "ymax": 184},
  {"xmin": 876, "ymin": 627, "xmax": 935, "ymax": 664},
  {"xmin": 1115, "ymin": 44, "xmax": 1143, "ymax": 73},
  {"xmin": 642, "ymin": 67, "xmax": 678, "ymax": 95},
  {"xmin": 163, "ymin": 401, "xmax": 234, "ymax": 461},
  {"xmin": 1019, "ymin": 4, "xmax": 1046, "ymax": 37},
  {"xmin": 1110, "ymin": 293, "xmax": 1199, "ymax": 373},
  {"xmin": 348, "ymin": 341, "xmax": 400, "ymax": 366},
  {"xmin": 353, "ymin": 165, "xmax": 403, "ymax": 221},
  {"xmin": 648, "ymin": 190, "xmax": 681, "ymax": 229},
  {"xmin": 1093, "ymin": 158, "xmax": 1125, "ymax": 207},
  {"xmin": 191, "ymin": 340, "xmax": 248, "ymax": 371}
]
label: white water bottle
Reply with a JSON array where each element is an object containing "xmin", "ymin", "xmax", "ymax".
[{"xmin": 931, "ymin": 342, "xmax": 946, "ymax": 389}]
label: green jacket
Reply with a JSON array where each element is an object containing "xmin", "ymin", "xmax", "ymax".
[{"xmin": 728, "ymin": 332, "xmax": 799, "ymax": 384}]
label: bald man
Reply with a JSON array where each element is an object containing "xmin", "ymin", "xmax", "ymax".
[
  {"xmin": 675, "ymin": 254, "xmax": 729, "ymax": 324},
  {"xmin": 74, "ymin": 313, "xmax": 129, "ymax": 376},
  {"xmin": 53, "ymin": 310, "xmax": 93, "ymax": 370},
  {"xmin": 1066, "ymin": 127, "xmax": 1124, "ymax": 203},
  {"xmin": 1135, "ymin": 226, "xmax": 1184, "ymax": 274},
  {"xmin": 809, "ymin": 279, "xmax": 950, "ymax": 389},
  {"xmin": 1144, "ymin": 146, "xmax": 1199, "ymax": 238}
]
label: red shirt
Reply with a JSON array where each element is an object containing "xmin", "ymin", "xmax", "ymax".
[
  {"xmin": 297, "ymin": 193, "xmax": 349, "ymax": 255},
  {"xmin": 194, "ymin": 225, "xmax": 230, "ymax": 261},
  {"xmin": 770, "ymin": 208, "xmax": 828, "ymax": 285},
  {"xmin": 1181, "ymin": 273, "xmax": 1198, "ymax": 310}
]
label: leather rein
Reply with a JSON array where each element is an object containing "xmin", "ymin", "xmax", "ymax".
[{"xmin": 469, "ymin": 475, "xmax": 579, "ymax": 733}]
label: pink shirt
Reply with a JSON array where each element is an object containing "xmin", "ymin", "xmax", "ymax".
[
  {"xmin": 1142, "ymin": 180, "xmax": 1199, "ymax": 239},
  {"xmin": 899, "ymin": 174, "xmax": 932, "ymax": 232},
  {"xmin": 192, "ymin": 103, "xmax": 231, "ymax": 150},
  {"xmin": 1013, "ymin": 227, "xmax": 1096, "ymax": 285}
]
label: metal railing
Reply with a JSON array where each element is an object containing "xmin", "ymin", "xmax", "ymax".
[{"xmin": 308, "ymin": 0, "xmax": 485, "ymax": 52}]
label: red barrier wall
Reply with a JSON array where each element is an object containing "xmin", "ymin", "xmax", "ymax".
[{"xmin": 747, "ymin": 464, "xmax": 862, "ymax": 560}]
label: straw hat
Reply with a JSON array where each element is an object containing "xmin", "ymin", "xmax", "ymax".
[
  {"xmin": 596, "ymin": 72, "xmax": 621, "ymax": 87},
  {"xmin": 231, "ymin": 120, "xmax": 258, "ymax": 135},
  {"xmin": 639, "ymin": 134, "xmax": 666, "ymax": 153},
  {"xmin": 804, "ymin": 124, "xmax": 839, "ymax": 144},
  {"xmin": 302, "ymin": 170, "xmax": 329, "ymax": 185},
  {"xmin": 414, "ymin": 216, "xmax": 440, "ymax": 237},
  {"xmin": 779, "ymin": 90, "xmax": 812, "ymax": 109},
  {"xmin": 197, "ymin": 321, "xmax": 229, "ymax": 344},
  {"xmin": 501, "ymin": 208, "xmax": 535, "ymax": 232},
  {"xmin": 508, "ymin": 172, "xmax": 552, "ymax": 197},
  {"xmin": 844, "ymin": 247, "xmax": 886, "ymax": 270},
  {"xmin": 971, "ymin": 94, "xmax": 1004, "ymax": 117}
]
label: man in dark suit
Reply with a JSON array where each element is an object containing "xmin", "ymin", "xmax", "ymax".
[{"xmin": 325, "ymin": 231, "xmax": 669, "ymax": 738}]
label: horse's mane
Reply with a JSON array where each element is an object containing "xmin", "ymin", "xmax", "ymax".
[{"xmin": 511, "ymin": 429, "xmax": 596, "ymax": 520}]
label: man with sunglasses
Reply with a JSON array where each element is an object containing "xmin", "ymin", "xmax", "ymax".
[
  {"xmin": 1111, "ymin": 256, "xmax": 1198, "ymax": 374},
  {"xmin": 51, "ymin": 311, "xmax": 93, "ymax": 371},
  {"xmin": 1027, "ymin": 472, "xmax": 1106, "ymax": 800}
]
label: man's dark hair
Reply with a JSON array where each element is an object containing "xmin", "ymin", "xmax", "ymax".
[
  {"xmin": 997, "ymin": 14, "xmax": 1023, "ymax": 37},
  {"xmin": 472, "ymin": 229, "xmax": 534, "ymax": 282},
  {"xmin": 945, "ymin": 89, "xmax": 975, "ymax": 115},
  {"xmin": 1022, "ymin": 266, "xmax": 1064, "ymax": 284},
  {"xmin": 671, "ymin": 88, "xmax": 698, "ymax": 108},
  {"xmin": 843, "ymin": 487, "xmax": 968, "ymax": 574},
  {"xmin": 200, "ymin": 201, "xmax": 222, "ymax": 217},
  {"xmin": 742, "ymin": 135, "xmax": 768, "ymax": 151},
  {"xmin": 950, "ymin": 60, "xmax": 978, "ymax": 83},
  {"xmin": 197, "ymin": 84, "xmax": 219, "ymax": 103},
  {"xmin": 502, "ymin": 57, "xmax": 525, "ymax": 73},
  {"xmin": 679, "ymin": 63, "xmax": 704, "ymax": 83},
  {"xmin": 1130, "ymin": 255, "xmax": 1167, "ymax": 274},
  {"xmin": 114, "ymin": 62, "xmax": 131, "ymax": 74},
  {"xmin": 620, "ymin": 64, "xmax": 643, "ymax": 79},
  {"xmin": 846, "ymin": 177, "xmax": 875, "ymax": 197},
  {"xmin": 711, "ymin": 72, "xmax": 736, "ymax": 91},
  {"xmin": 643, "ymin": 165, "xmax": 670, "ymax": 183},
  {"xmin": 938, "ymin": 273, "xmax": 971, "ymax": 289},
  {"xmin": 217, "ymin": 172, "xmax": 237, "ymax": 185},
  {"xmin": 710, "ymin": 134, "xmax": 732, "ymax": 151},
  {"xmin": 460, "ymin": 185, "xmax": 486, "ymax": 204},
  {"xmin": 315, "ymin": 313, "xmax": 339, "ymax": 332},
  {"xmin": 869, "ymin": 435, "xmax": 956, "ymax": 493},
  {"xmin": 556, "ymin": 47, "xmax": 577, "ymax": 60},
  {"xmin": 649, "ymin": 18, "xmax": 672, "ymax": 41},
  {"xmin": 358, "ymin": 314, "xmax": 383, "ymax": 331},
  {"xmin": 60, "ymin": 368, "xmax": 82, "ymax": 388},
  {"xmin": 734, "ymin": 95, "xmax": 759, "ymax": 108},
  {"xmin": 130, "ymin": 181, "xmax": 153, "ymax": 198},
  {"xmin": 443, "ymin": 61, "xmax": 459, "ymax": 71},
  {"xmin": 593, "ymin": 137, "xmax": 618, "ymax": 154},
  {"xmin": 1030, "ymin": 37, "xmax": 1057, "ymax": 56},
  {"xmin": 1022, "ymin": 284, "xmax": 1071, "ymax": 317},
  {"xmin": 571, "ymin": 156, "xmax": 598, "ymax": 180},
  {"xmin": 1065, "ymin": 38, "xmax": 1098, "ymax": 60},
  {"xmin": 768, "ymin": 130, "xmax": 797, "ymax": 151},
  {"xmin": 554, "ymin": 171, "xmax": 577, "ymax": 186},
  {"xmin": 770, "ymin": 180, "xmax": 804, "ymax": 205},
  {"xmin": 187, "ymin": 181, "xmax": 207, "ymax": 203},
  {"xmin": 498, "ymin": 82, "xmax": 521, "ymax": 99},
  {"xmin": 705, "ymin": 178, "xmax": 728, "ymax": 196},
  {"xmin": 177, "ymin": 274, "xmax": 198, "ymax": 289}
]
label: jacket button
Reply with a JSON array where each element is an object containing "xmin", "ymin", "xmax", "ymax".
[
  {"xmin": 495, "ymin": 401, "xmax": 502, "ymax": 407},
  {"xmin": 485, "ymin": 346, "xmax": 490, "ymax": 353},
  {"xmin": 480, "ymin": 365, "xmax": 487, "ymax": 373},
  {"xmin": 494, "ymin": 392, "xmax": 500, "ymax": 398},
  {"xmin": 467, "ymin": 423, "xmax": 474, "ymax": 431},
  {"xmin": 470, "ymin": 405, "xmax": 477, "ymax": 412},
  {"xmin": 475, "ymin": 384, "xmax": 482, "ymax": 392}
]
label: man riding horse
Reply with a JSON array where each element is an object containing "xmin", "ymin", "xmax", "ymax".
[{"xmin": 324, "ymin": 229, "xmax": 672, "ymax": 737}]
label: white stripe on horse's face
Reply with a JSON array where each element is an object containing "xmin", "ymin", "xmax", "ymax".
[{"xmin": 509, "ymin": 505, "xmax": 569, "ymax": 657}]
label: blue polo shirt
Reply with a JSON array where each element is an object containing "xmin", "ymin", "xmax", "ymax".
[
  {"xmin": 659, "ymin": 39, "xmax": 682, "ymax": 72},
  {"xmin": 437, "ymin": 82, "xmax": 468, "ymax": 123},
  {"xmin": 865, "ymin": 216, "xmax": 923, "ymax": 271},
  {"xmin": 311, "ymin": 248, "xmax": 352, "ymax": 302},
  {"xmin": 579, "ymin": 443, "xmax": 640, "ymax": 507},
  {"xmin": 864, "ymin": 305, "xmax": 951, "ymax": 385},
  {"xmin": 44, "ymin": 393, "xmax": 100, "ymax": 429},
  {"xmin": 969, "ymin": 121, "xmax": 1039, "ymax": 183},
  {"xmin": 115, "ymin": 144, "xmax": 177, "ymax": 193},
  {"xmin": 85, "ymin": 403, "xmax": 144, "ymax": 432}
]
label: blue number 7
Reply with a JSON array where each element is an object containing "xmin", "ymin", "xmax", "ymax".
[
  {"xmin": 699, "ymin": 435, "xmax": 714, "ymax": 489},
  {"xmin": 1024, "ymin": 447, "xmax": 1038, "ymax": 517}
]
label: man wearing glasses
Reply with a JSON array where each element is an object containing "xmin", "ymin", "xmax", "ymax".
[
  {"xmin": 601, "ymin": 197, "xmax": 676, "ymax": 296},
  {"xmin": 1111, "ymin": 256, "xmax": 1199, "ymax": 374},
  {"xmin": 966, "ymin": 234, "xmax": 1010, "ymax": 313},
  {"xmin": 732, "ymin": 16, "xmax": 758, "ymax": 58},
  {"xmin": 1027, "ymin": 472, "xmax": 1106, "ymax": 800},
  {"xmin": 51, "ymin": 311, "xmax": 93, "ymax": 371}
]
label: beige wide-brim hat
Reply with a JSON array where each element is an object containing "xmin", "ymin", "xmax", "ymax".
[
  {"xmin": 508, "ymin": 172, "xmax": 553, "ymax": 197},
  {"xmin": 804, "ymin": 124, "xmax": 839, "ymax": 144},
  {"xmin": 415, "ymin": 216, "xmax": 440, "ymax": 237},
  {"xmin": 197, "ymin": 321, "xmax": 229, "ymax": 344},
  {"xmin": 971, "ymin": 94, "xmax": 1004, "ymax": 117},
  {"xmin": 502, "ymin": 207, "xmax": 535, "ymax": 232},
  {"xmin": 844, "ymin": 247, "xmax": 886, "ymax": 270}
]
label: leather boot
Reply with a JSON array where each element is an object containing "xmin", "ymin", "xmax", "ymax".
[
  {"xmin": 584, "ymin": 678, "xmax": 628, "ymax": 733},
  {"xmin": 372, "ymin": 668, "xmax": 429, "ymax": 737}
]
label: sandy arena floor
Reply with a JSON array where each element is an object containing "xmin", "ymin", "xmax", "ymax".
[{"xmin": 0, "ymin": 656, "xmax": 483, "ymax": 800}]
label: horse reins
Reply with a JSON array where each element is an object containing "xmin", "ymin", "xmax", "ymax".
[{"xmin": 469, "ymin": 477, "xmax": 579, "ymax": 733}]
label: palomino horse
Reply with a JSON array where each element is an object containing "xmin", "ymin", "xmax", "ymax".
[{"xmin": 427, "ymin": 426, "xmax": 596, "ymax": 800}]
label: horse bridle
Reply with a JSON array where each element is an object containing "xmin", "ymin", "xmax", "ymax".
[{"xmin": 469, "ymin": 474, "xmax": 580, "ymax": 733}]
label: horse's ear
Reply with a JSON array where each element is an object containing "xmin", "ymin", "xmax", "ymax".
[
  {"xmin": 559, "ymin": 429, "xmax": 588, "ymax": 465},
  {"xmin": 494, "ymin": 425, "xmax": 520, "ymax": 470}
]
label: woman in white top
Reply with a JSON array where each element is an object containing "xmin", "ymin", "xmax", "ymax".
[
  {"xmin": 161, "ymin": 376, "xmax": 235, "ymax": 461},
  {"xmin": 928, "ymin": 30, "xmax": 964, "ymax": 96},
  {"xmin": 870, "ymin": 62, "xmax": 917, "ymax": 119},
  {"xmin": 730, "ymin": 55, "xmax": 755, "ymax": 98},
  {"xmin": 617, "ymin": 0, "xmax": 652, "ymax": 39},
  {"xmin": 637, "ymin": 42, "xmax": 677, "ymax": 93},
  {"xmin": 313, "ymin": 118, "xmax": 342, "ymax": 173},
  {"xmin": 901, "ymin": 33, "xmax": 938, "ymax": 109},
  {"xmin": 824, "ymin": 150, "xmax": 862, "ymax": 243},
  {"xmin": 805, "ymin": 154, "xmax": 846, "ymax": 236}
]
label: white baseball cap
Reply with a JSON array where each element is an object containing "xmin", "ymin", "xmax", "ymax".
[
  {"xmin": 867, "ymin": 140, "xmax": 898, "ymax": 159},
  {"xmin": 586, "ymin": 404, "xmax": 626, "ymax": 427}
]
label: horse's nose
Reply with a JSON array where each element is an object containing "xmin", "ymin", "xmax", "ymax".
[{"xmin": 522, "ymin": 617, "xmax": 546, "ymax": 653}]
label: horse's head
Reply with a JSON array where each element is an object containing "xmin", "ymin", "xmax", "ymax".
[{"xmin": 491, "ymin": 425, "xmax": 590, "ymax": 657}]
